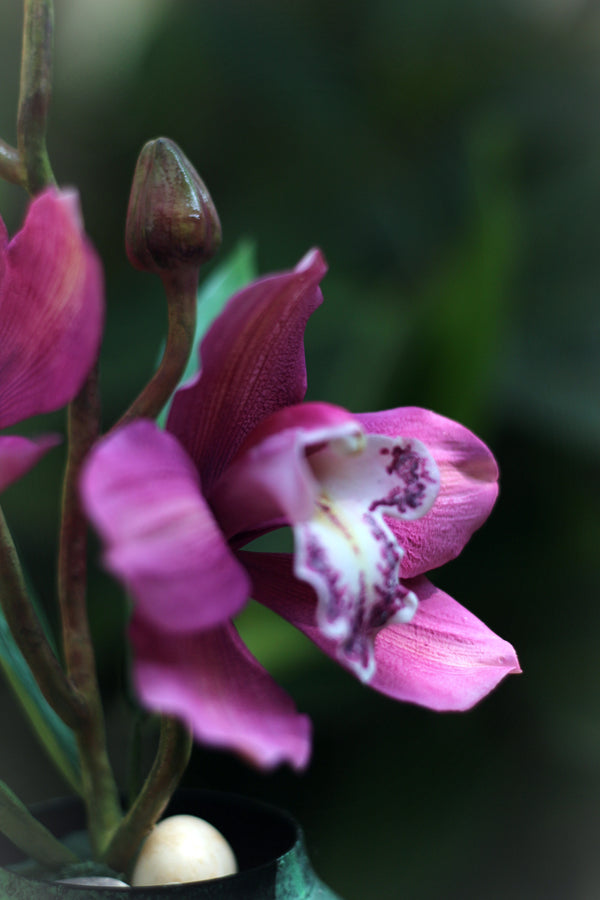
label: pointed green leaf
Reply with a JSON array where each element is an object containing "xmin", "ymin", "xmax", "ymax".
[
  {"xmin": 0, "ymin": 779, "xmax": 78, "ymax": 868},
  {"xmin": 0, "ymin": 592, "xmax": 81, "ymax": 793}
]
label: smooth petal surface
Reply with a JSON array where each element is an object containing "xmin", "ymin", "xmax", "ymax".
[
  {"xmin": 81, "ymin": 420, "xmax": 250, "ymax": 633},
  {"xmin": 0, "ymin": 434, "xmax": 59, "ymax": 493},
  {"xmin": 130, "ymin": 614, "xmax": 311, "ymax": 770},
  {"xmin": 242, "ymin": 552, "xmax": 519, "ymax": 710},
  {"xmin": 356, "ymin": 408, "xmax": 499, "ymax": 578},
  {"xmin": 167, "ymin": 249, "xmax": 327, "ymax": 493},
  {"xmin": 0, "ymin": 189, "xmax": 103, "ymax": 429}
]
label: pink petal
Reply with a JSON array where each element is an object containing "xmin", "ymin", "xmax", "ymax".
[
  {"xmin": 0, "ymin": 434, "xmax": 60, "ymax": 493},
  {"xmin": 368, "ymin": 577, "xmax": 520, "ymax": 710},
  {"xmin": 167, "ymin": 249, "xmax": 327, "ymax": 493},
  {"xmin": 81, "ymin": 420, "xmax": 250, "ymax": 633},
  {"xmin": 210, "ymin": 402, "xmax": 362, "ymax": 539},
  {"xmin": 0, "ymin": 189, "xmax": 104, "ymax": 429},
  {"xmin": 356, "ymin": 408, "xmax": 499, "ymax": 578},
  {"xmin": 130, "ymin": 613, "xmax": 311, "ymax": 771},
  {"xmin": 242, "ymin": 552, "xmax": 520, "ymax": 710}
]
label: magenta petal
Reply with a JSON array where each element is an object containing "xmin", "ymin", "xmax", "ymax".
[
  {"xmin": 167, "ymin": 249, "xmax": 327, "ymax": 493},
  {"xmin": 81, "ymin": 420, "xmax": 250, "ymax": 633},
  {"xmin": 211, "ymin": 401, "xmax": 362, "ymax": 539},
  {"xmin": 0, "ymin": 434, "xmax": 60, "ymax": 493},
  {"xmin": 356, "ymin": 407, "xmax": 499, "ymax": 577},
  {"xmin": 242, "ymin": 552, "xmax": 519, "ymax": 710},
  {"xmin": 0, "ymin": 189, "xmax": 104, "ymax": 429},
  {"xmin": 242, "ymin": 551, "xmax": 316, "ymax": 627},
  {"xmin": 130, "ymin": 614, "xmax": 312, "ymax": 771},
  {"xmin": 368, "ymin": 577, "xmax": 520, "ymax": 710}
]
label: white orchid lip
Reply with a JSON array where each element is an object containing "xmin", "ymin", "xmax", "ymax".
[
  {"xmin": 211, "ymin": 406, "xmax": 441, "ymax": 684},
  {"xmin": 294, "ymin": 433, "xmax": 440, "ymax": 682}
]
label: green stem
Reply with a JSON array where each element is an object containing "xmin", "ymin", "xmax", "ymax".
[
  {"xmin": 127, "ymin": 712, "xmax": 145, "ymax": 809},
  {"xmin": 0, "ymin": 779, "xmax": 78, "ymax": 868},
  {"xmin": 17, "ymin": 0, "xmax": 56, "ymax": 194},
  {"xmin": 58, "ymin": 365, "xmax": 121, "ymax": 856},
  {"xmin": 0, "ymin": 507, "xmax": 85, "ymax": 729},
  {"xmin": 0, "ymin": 140, "xmax": 26, "ymax": 187},
  {"xmin": 102, "ymin": 717, "xmax": 192, "ymax": 875},
  {"xmin": 114, "ymin": 269, "xmax": 198, "ymax": 429}
]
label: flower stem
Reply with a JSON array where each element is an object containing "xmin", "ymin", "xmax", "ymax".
[
  {"xmin": 114, "ymin": 269, "xmax": 198, "ymax": 429},
  {"xmin": 101, "ymin": 717, "xmax": 192, "ymax": 875},
  {"xmin": 17, "ymin": 0, "xmax": 56, "ymax": 194},
  {"xmin": 0, "ymin": 779, "xmax": 78, "ymax": 868},
  {"xmin": 0, "ymin": 507, "xmax": 85, "ymax": 730},
  {"xmin": 58, "ymin": 364, "xmax": 122, "ymax": 856},
  {"xmin": 0, "ymin": 140, "xmax": 26, "ymax": 187}
]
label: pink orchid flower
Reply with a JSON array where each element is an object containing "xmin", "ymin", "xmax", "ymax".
[
  {"xmin": 81, "ymin": 249, "xmax": 519, "ymax": 770},
  {"xmin": 0, "ymin": 189, "xmax": 103, "ymax": 492}
]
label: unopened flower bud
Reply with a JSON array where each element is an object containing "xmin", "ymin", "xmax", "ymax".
[{"xmin": 126, "ymin": 137, "xmax": 221, "ymax": 276}]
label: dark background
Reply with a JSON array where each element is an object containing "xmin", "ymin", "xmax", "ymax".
[{"xmin": 1, "ymin": 1, "xmax": 600, "ymax": 897}]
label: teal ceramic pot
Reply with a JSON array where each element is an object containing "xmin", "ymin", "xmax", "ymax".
[{"xmin": 0, "ymin": 791, "xmax": 343, "ymax": 899}]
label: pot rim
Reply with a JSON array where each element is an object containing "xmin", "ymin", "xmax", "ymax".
[{"xmin": 1, "ymin": 789, "xmax": 307, "ymax": 894}]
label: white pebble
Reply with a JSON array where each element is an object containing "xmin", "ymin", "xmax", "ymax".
[{"xmin": 131, "ymin": 814, "xmax": 238, "ymax": 886}]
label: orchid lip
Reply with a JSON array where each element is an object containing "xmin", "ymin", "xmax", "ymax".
[{"xmin": 293, "ymin": 432, "xmax": 440, "ymax": 682}]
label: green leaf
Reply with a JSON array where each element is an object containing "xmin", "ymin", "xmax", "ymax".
[
  {"xmin": 157, "ymin": 240, "xmax": 257, "ymax": 426},
  {"xmin": 0, "ymin": 591, "xmax": 81, "ymax": 794},
  {"xmin": 0, "ymin": 779, "xmax": 78, "ymax": 869},
  {"xmin": 392, "ymin": 118, "xmax": 520, "ymax": 431}
]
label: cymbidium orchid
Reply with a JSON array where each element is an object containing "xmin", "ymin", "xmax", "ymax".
[
  {"xmin": 0, "ymin": 189, "xmax": 103, "ymax": 492},
  {"xmin": 0, "ymin": 0, "xmax": 522, "ymax": 888},
  {"xmin": 81, "ymin": 248, "xmax": 520, "ymax": 771}
]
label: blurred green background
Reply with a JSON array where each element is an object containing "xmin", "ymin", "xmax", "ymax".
[{"xmin": 1, "ymin": 0, "xmax": 600, "ymax": 897}]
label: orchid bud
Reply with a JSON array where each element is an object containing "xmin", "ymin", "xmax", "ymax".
[{"xmin": 125, "ymin": 137, "xmax": 221, "ymax": 276}]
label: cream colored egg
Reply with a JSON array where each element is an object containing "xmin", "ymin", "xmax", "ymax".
[{"xmin": 131, "ymin": 814, "xmax": 238, "ymax": 886}]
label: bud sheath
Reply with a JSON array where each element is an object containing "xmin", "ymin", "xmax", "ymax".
[{"xmin": 126, "ymin": 138, "xmax": 221, "ymax": 277}]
